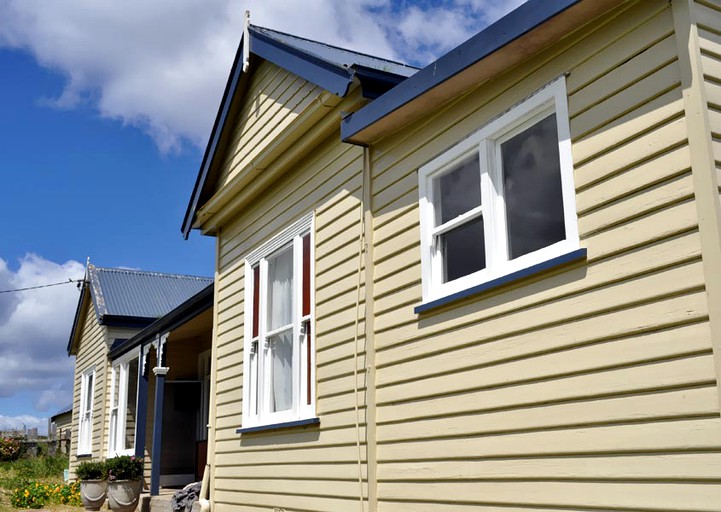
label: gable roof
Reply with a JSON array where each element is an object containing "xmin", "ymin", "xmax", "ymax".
[
  {"xmin": 67, "ymin": 265, "xmax": 212, "ymax": 355},
  {"xmin": 181, "ymin": 24, "xmax": 417, "ymax": 238},
  {"xmin": 340, "ymin": 0, "xmax": 625, "ymax": 144}
]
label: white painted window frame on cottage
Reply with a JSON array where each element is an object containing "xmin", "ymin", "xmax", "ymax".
[
  {"xmin": 242, "ymin": 213, "xmax": 316, "ymax": 429},
  {"xmin": 418, "ymin": 77, "xmax": 580, "ymax": 304},
  {"xmin": 77, "ymin": 367, "xmax": 95, "ymax": 456},
  {"xmin": 107, "ymin": 349, "xmax": 140, "ymax": 457}
]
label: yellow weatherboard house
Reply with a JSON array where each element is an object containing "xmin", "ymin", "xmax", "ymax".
[
  {"xmin": 183, "ymin": 0, "xmax": 721, "ymax": 510},
  {"xmin": 66, "ymin": 264, "xmax": 213, "ymax": 494}
]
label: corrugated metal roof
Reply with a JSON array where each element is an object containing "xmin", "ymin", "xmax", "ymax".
[
  {"xmin": 252, "ymin": 26, "xmax": 418, "ymax": 78},
  {"xmin": 88, "ymin": 265, "xmax": 212, "ymax": 320}
]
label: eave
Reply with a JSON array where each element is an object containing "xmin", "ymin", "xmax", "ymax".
[
  {"xmin": 66, "ymin": 283, "xmax": 89, "ymax": 356},
  {"xmin": 340, "ymin": 0, "xmax": 627, "ymax": 145},
  {"xmin": 182, "ymin": 27, "xmax": 416, "ymax": 238}
]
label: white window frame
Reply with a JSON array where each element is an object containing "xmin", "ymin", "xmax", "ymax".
[
  {"xmin": 107, "ymin": 350, "xmax": 140, "ymax": 457},
  {"xmin": 77, "ymin": 367, "xmax": 95, "ymax": 456},
  {"xmin": 419, "ymin": 77, "xmax": 579, "ymax": 304},
  {"xmin": 242, "ymin": 213, "xmax": 316, "ymax": 429}
]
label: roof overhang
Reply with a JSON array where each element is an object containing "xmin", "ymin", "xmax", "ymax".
[
  {"xmin": 341, "ymin": 0, "xmax": 627, "ymax": 144},
  {"xmin": 181, "ymin": 26, "xmax": 415, "ymax": 239}
]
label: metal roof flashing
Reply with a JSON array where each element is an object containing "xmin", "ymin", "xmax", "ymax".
[{"xmin": 340, "ymin": 0, "xmax": 623, "ymax": 144}]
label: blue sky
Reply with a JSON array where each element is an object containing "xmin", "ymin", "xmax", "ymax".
[{"xmin": 0, "ymin": 0, "xmax": 522, "ymax": 432}]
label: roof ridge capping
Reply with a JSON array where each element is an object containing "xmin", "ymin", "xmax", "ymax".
[
  {"xmin": 93, "ymin": 266, "xmax": 212, "ymax": 281},
  {"xmin": 250, "ymin": 24, "xmax": 419, "ymax": 72},
  {"xmin": 340, "ymin": 0, "xmax": 625, "ymax": 144}
]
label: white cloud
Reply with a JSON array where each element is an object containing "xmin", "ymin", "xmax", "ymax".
[
  {"xmin": 0, "ymin": 0, "xmax": 524, "ymax": 153},
  {"xmin": 0, "ymin": 415, "xmax": 47, "ymax": 434},
  {"xmin": 0, "ymin": 254, "xmax": 85, "ymax": 414}
]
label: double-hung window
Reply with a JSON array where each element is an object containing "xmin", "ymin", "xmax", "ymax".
[
  {"xmin": 77, "ymin": 367, "xmax": 95, "ymax": 455},
  {"xmin": 419, "ymin": 77, "xmax": 580, "ymax": 304},
  {"xmin": 242, "ymin": 213, "xmax": 315, "ymax": 429},
  {"xmin": 108, "ymin": 354, "xmax": 139, "ymax": 456}
]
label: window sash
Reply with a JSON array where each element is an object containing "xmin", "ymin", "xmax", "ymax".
[
  {"xmin": 243, "ymin": 216, "xmax": 314, "ymax": 428},
  {"xmin": 419, "ymin": 77, "xmax": 579, "ymax": 303},
  {"xmin": 78, "ymin": 369, "xmax": 95, "ymax": 455},
  {"xmin": 108, "ymin": 354, "xmax": 139, "ymax": 456}
]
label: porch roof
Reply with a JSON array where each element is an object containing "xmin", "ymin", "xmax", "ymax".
[{"xmin": 109, "ymin": 282, "xmax": 214, "ymax": 360}]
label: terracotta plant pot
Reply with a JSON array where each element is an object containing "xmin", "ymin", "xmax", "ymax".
[
  {"xmin": 80, "ymin": 480, "xmax": 107, "ymax": 511},
  {"xmin": 107, "ymin": 479, "xmax": 143, "ymax": 512}
]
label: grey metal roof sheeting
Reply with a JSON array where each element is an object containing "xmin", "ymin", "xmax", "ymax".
[
  {"xmin": 252, "ymin": 25, "xmax": 418, "ymax": 78},
  {"xmin": 88, "ymin": 264, "xmax": 212, "ymax": 321}
]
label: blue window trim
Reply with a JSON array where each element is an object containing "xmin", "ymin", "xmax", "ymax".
[
  {"xmin": 236, "ymin": 417, "xmax": 320, "ymax": 435},
  {"xmin": 415, "ymin": 248, "xmax": 587, "ymax": 314}
]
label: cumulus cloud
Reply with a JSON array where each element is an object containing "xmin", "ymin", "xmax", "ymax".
[
  {"xmin": 0, "ymin": 0, "xmax": 525, "ymax": 153},
  {"xmin": 0, "ymin": 254, "xmax": 85, "ymax": 416}
]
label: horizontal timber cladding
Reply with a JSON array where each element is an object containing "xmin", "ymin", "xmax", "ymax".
[
  {"xmin": 216, "ymin": 60, "xmax": 325, "ymax": 191},
  {"xmin": 213, "ymin": 126, "xmax": 369, "ymax": 511},
  {"xmin": 69, "ymin": 296, "xmax": 107, "ymax": 476},
  {"xmin": 696, "ymin": 0, "xmax": 721, "ymax": 206},
  {"xmin": 368, "ymin": 0, "xmax": 721, "ymax": 510}
]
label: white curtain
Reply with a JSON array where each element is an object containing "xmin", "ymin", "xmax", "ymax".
[
  {"xmin": 270, "ymin": 330, "xmax": 293, "ymax": 412},
  {"xmin": 268, "ymin": 247, "xmax": 294, "ymax": 412},
  {"xmin": 268, "ymin": 248, "xmax": 293, "ymax": 331}
]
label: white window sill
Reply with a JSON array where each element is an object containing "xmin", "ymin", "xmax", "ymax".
[
  {"xmin": 236, "ymin": 417, "xmax": 320, "ymax": 435},
  {"xmin": 415, "ymin": 248, "xmax": 587, "ymax": 314}
]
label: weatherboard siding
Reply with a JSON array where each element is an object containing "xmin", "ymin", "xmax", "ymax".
[
  {"xmin": 696, "ymin": 0, "xmax": 721, "ymax": 206},
  {"xmin": 69, "ymin": 297, "xmax": 107, "ymax": 476},
  {"xmin": 369, "ymin": 1, "xmax": 721, "ymax": 510},
  {"xmin": 213, "ymin": 129, "xmax": 368, "ymax": 511},
  {"xmin": 216, "ymin": 60, "xmax": 325, "ymax": 191}
]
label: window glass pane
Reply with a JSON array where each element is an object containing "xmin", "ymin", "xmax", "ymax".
[
  {"xmin": 269, "ymin": 330, "xmax": 293, "ymax": 413},
  {"xmin": 249, "ymin": 341, "xmax": 258, "ymax": 415},
  {"xmin": 85, "ymin": 374, "xmax": 93, "ymax": 412},
  {"xmin": 111, "ymin": 369, "xmax": 119, "ymax": 408},
  {"xmin": 302, "ymin": 234, "xmax": 311, "ymax": 317},
  {"xmin": 501, "ymin": 113, "xmax": 566, "ymax": 259},
  {"xmin": 441, "ymin": 216, "xmax": 486, "ymax": 283},
  {"xmin": 252, "ymin": 265, "xmax": 260, "ymax": 338},
  {"xmin": 267, "ymin": 247, "xmax": 293, "ymax": 331},
  {"xmin": 434, "ymin": 155, "xmax": 481, "ymax": 225},
  {"xmin": 125, "ymin": 359, "xmax": 138, "ymax": 450},
  {"xmin": 109, "ymin": 410, "xmax": 117, "ymax": 452}
]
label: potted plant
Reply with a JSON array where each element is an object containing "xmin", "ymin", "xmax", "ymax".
[
  {"xmin": 76, "ymin": 460, "xmax": 107, "ymax": 511},
  {"xmin": 106, "ymin": 455, "xmax": 144, "ymax": 512}
]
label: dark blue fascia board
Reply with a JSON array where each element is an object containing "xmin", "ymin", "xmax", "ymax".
[
  {"xmin": 341, "ymin": 0, "xmax": 582, "ymax": 143},
  {"xmin": 236, "ymin": 417, "xmax": 320, "ymax": 434},
  {"xmin": 414, "ymin": 248, "xmax": 587, "ymax": 314},
  {"xmin": 181, "ymin": 28, "xmax": 355, "ymax": 239},
  {"xmin": 181, "ymin": 33, "xmax": 246, "ymax": 239},
  {"xmin": 66, "ymin": 283, "xmax": 87, "ymax": 356},
  {"xmin": 250, "ymin": 28, "xmax": 354, "ymax": 97},
  {"xmin": 100, "ymin": 315, "xmax": 156, "ymax": 329}
]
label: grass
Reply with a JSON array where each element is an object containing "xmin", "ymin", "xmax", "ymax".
[{"xmin": 0, "ymin": 454, "xmax": 79, "ymax": 512}]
